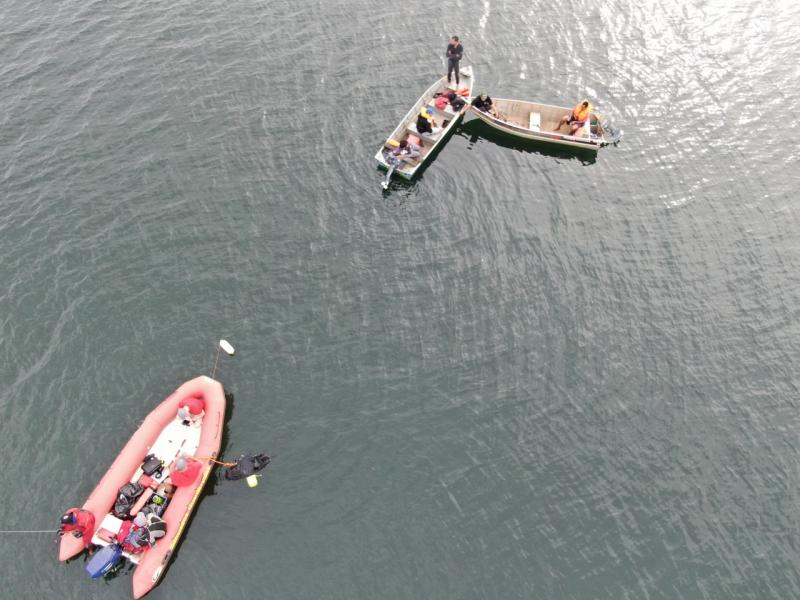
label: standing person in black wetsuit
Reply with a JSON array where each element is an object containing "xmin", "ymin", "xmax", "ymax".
[{"xmin": 446, "ymin": 36, "xmax": 464, "ymax": 87}]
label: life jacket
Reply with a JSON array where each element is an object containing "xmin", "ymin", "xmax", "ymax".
[
  {"xmin": 60, "ymin": 508, "xmax": 95, "ymax": 541},
  {"xmin": 572, "ymin": 101, "xmax": 592, "ymax": 122},
  {"xmin": 419, "ymin": 106, "xmax": 434, "ymax": 121},
  {"xmin": 434, "ymin": 95, "xmax": 448, "ymax": 110},
  {"xmin": 118, "ymin": 520, "xmax": 149, "ymax": 554}
]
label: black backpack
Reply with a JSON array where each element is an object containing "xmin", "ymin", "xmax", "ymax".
[
  {"xmin": 113, "ymin": 482, "xmax": 145, "ymax": 519},
  {"xmin": 141, "ymin": 454, "xmax": 164, "ymax": 477}
]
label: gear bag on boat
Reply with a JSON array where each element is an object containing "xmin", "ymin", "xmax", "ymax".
[
  {"xmin": 140, "ymin": 454, "xmax": 164, "ymax": 477},
  {"xmin": 113, "ymin": 482, "xmax": 145, "ymax": 519}
]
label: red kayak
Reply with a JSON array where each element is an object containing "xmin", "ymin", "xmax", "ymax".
[{"xmin": 59, "ymin": 376, "xmax": 226, "ymax": 598}]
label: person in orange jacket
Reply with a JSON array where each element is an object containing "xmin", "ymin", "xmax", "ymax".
[{"xmin": 555, "ymin": 99, "xmax": 592, "ymax": 135}]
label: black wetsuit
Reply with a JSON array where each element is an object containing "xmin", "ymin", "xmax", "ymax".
[
  {"xmin": 416, "ymin": 114, "xmax": 434, "ymax": 134},
  {"xmin": 446, "ymin": 92, "xmax": 466, "ymax": 111},
  {"xmin": 471, "ymin": 95, "xmax": 494, "ymax": 112},
  {"xmin": 446, "ymin": 42, "xmax": 464, "ymax": 85}
]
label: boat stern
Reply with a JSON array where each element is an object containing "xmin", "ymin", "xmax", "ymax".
[{"xmin": 127, "ymin": 525, "xmax": 169, "ymax": 597}]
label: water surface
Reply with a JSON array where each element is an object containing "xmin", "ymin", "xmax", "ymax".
[{"xmin": 1, "ymin": 0, "xmax": 800, "ymax": 598}]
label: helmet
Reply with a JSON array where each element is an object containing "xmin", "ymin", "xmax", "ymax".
[
  {"xmin": 61, "ymin": 512, "xmax": 77, "ymax": 525},
  {"xmin": 175, "ymin": 457, "xmax": 188, "ymax": 472}
]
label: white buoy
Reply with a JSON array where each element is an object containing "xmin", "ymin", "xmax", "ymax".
[
  {"xmin": 219, "ymin": 339, "xmax": 235, "ymax": 356},
  {"xmin": 246, "ymin": 474, "xmax": 259, "ymax": 488},
  {"xmin": 211, "ymin": 339, "xmax": 236, "ymax": 380}
]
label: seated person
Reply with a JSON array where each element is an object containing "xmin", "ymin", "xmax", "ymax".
[
  {"xmin": 555, "ymin": 99, "xmax": 592, "ymax": 135},
  {"xmin": 416, "ymin": 107, "xmax": 441, "ymax": 136},
  {"xmin": 471, "ymin": 93, "xmax": 498, "ymax": 117},
  {"xmin": 382, "ymin": 138, "xmax": 422, "ymax": 188},
  {"xmin": 59, "ymin": 508, "xmax": 95, "ymax": 542},
  {"xmin": 176, "ymin": 396, "xmax": 204, "ymax": 426},
  {"xmin": 388, "ymin": 139, "xmax": 421, "ymax": 168},
  {"xmin": 447, "ymin": 91, "xmax": 466, "ymax": 112},
  {"xmin": 170, "ymin": 455, "xmax": 202, "ymax": 487}
]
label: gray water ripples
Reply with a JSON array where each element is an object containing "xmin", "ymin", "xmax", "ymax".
[{"xmin": 2, "ymin": 0, "xmax": 800, "ymax": 598}]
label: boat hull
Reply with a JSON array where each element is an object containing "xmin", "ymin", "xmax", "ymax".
[
  {"xmin": 464, "ymin": 98, "xmax": 609, "ymax": 152},
  {"xmin": 375, "ymin": 66, "xmax": 474, "ymax": 180},
  {"xmin": 59, "ymin": 376, "xmax": 226, "ymax": 598}
]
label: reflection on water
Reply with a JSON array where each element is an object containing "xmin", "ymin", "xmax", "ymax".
[{"xmin": 457, "ymin": 119, "xmax": 598, "ymax": 165}]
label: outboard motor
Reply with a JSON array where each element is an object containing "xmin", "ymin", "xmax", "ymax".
[
  {"xmin": 599, "ymin": 117, "xmax": 623, "ymax": 145},
  {"xmin": 85, "ymin": 544, "xmax": 123, "ymax": 579}
]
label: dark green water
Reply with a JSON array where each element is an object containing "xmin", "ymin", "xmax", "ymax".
[{"xmin": 2, "ymin": 0, "xmax": 800, "ymax": 598}]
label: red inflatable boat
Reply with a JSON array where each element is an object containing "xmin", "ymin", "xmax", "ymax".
[{"xmin": 59, "ymin": 376, "xmax": 226, "ymax": 598}]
